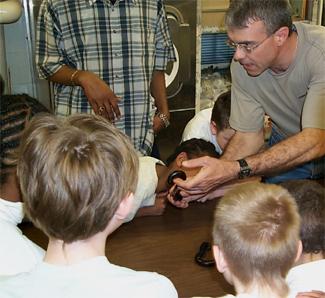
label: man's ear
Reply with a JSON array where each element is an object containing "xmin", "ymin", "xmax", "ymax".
[
  {"xmin": 175, "ymin": 151, "xmax": 188, "ymax": 167},
  {"xmin": 295, "ymin": 240, "xmax": 303, "ymax": 263},
  {"xmin": 210, "ymin": 121, "xmax": 217, "ymax": 136},
  {"xmin": 212, "ymin": 244, "xmax": 228, "ymax": 273},
  {"xmin": 114, "ymin": 192, "xmax": 134, "ymax": 221},
  {"xmin": 274, "ymin": 26, "xmax": 289, "ymax": 46}
]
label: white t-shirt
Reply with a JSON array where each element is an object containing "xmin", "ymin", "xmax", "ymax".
[
  {"xmin": 0, "ymin": 198, "xmax": 45, "ymax": 275},
  {"xmin": 192, "ymin": 293, "xmax": 273, "ymax": 298},
  {"xmin": 0, "ymin": 256, "xmax": 178, "ymax": 298},
  {"xmin": 286, "ymin": 259, "xmax": 325, "ymax": 298},
  {"xmin": 124, "ymin": 156, "xmax": 165, "ymax": 222},
  {"xmin": 181, "ymin": 108, "xmax": 222, "ymax": 154}
]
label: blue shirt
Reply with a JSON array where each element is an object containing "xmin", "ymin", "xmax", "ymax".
[{"xmin": 36, "ymin": 0, "xmax": 175, "ymax": 155}]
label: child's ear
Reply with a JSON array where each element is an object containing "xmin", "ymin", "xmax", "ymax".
[
  {"xmin": 212, "ymin": 244, "xmax": 228, "ymax": 273},
  {"xmin": 295, "ymin": 240, "xmax": 303, "ymax": 263},
  {"xmin": 175, "ymin": 151, "xmax": 188, "ymax": 167},
  {"xmin": 210, "ymin": 121, "xmax": 217, "ymax": 136},
  {"xmin": 114, "ymin": 192, "xmax": 134, "ymax": 220}
]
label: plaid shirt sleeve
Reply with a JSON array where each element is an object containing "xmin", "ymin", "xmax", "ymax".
[
  {"xmin": 154, "ymin": 0, "xmax": 176, "ymax": 70},
  {"xmin": 36, "ymin": 1, "xmax": 68, "ymax": 79}
]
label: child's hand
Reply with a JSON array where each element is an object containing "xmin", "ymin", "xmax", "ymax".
[
  {"xmin": 167, "ymin": 185, "xmax": 189, "ymax": 208},
  {"xmin": 135, "ymin": 193, "xmax": 167, "ymax": 217},
  {"xmin": 152, "ymin": 193, "xmax": 167, "ymax": 215}
]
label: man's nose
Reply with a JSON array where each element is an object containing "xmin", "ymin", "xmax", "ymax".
[{"xmin": 233, "ymin": 47, "xmax": 247, "ymax": 61}]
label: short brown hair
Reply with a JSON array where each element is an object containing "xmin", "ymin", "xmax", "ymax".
[
  {"xmin": 280, "ymin": 180, "xmax": 325, "ymax": 254},
  {"xmin": 213, "ymin": 182, "xmax": 300, "ymax": 296},
  {"xmin": 17, "ymin": 114, "xmax": 138, "ymax": 243},
  {"xmin": 211, "ymin": 90, "xmax": 231, "ymax": 131}
]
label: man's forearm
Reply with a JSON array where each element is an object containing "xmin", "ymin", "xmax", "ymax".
[
  {"xmin": 150, "ymin": 70, "xmax": 169, "ymax": 117},
  {"xmin": 247, "ymin": 128, "xmax": 325, "ymax": 176},
  {"xmin": 221, "ymin": 129, "xmax": 265, "ymax": 160}
]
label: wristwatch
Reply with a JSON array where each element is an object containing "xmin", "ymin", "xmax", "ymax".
[{"xmin": 237, "ymin": 159, "xmax": 251, "ymax": 179}]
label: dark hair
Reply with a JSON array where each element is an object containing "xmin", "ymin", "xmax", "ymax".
[
  {"xmin": 225, "ymin": 0, "xmax": 293, "ymax": 35},
  {"xmin": 211, "ymin": 90, "xmax": 231, "ymax": 131},
  {"xmin": 0, "ymin": 94, "xmax": 49, "ymax": 185},
  {"xmin": 280, "ymin": 180, "xmax": 325, "ymax": 254},
  {"xmin": 165, "ymin": 138, "xmax": 219, "ymax": 166}
]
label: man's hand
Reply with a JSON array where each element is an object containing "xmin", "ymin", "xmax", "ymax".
[
  {"xmin": 173, "ymin": 156, "xmax": 239, "ymax": 197},
  {"xmin": 77, "ymin": 71, "xmax": 121, "ymax": 121},
  {"xmin": 153, "ymin": 114, "xmax": 165, "ymax": 134}
]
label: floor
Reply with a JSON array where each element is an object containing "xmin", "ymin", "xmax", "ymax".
[{"xmin": 20, "ymin": 199, "xmax": 235, "ymax": 298}]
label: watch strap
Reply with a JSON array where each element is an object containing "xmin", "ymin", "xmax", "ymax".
[{"xmin": 237, "ymin": 158, "xmax": 251, "ymax": 179}]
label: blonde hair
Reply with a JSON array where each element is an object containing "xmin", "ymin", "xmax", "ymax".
[
  {"xmin": 17, "ymin": 114, "xmax": 138, "ymax": 243},
  {"xmin": 213, "ymin": 182, "xmax": 300, "ymax": 296}
]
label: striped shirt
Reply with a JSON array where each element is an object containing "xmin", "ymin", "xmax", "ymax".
[{"xmin": 36, "ymin": 0, "xmax": 175, "ymax": 155}]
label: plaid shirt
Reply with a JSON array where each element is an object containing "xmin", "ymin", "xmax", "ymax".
[{"xmin": 36, "ymin": 0, "xmax": 175, "ymax": 155}]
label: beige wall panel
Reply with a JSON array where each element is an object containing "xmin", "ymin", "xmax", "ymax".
[
  {"xmin": 202, "ymin": 0, "xmax": 229, "ymax": 9},
  {"xmin": 202, "ymin": 0, "xmax": 229, "ymax": 28}
]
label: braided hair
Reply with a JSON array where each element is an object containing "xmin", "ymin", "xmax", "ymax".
[{"xmin": 0, "ymin": 93, "xmax": 49, "ymax": 185}]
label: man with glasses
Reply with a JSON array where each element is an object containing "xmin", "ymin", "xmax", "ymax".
[{"xmin": 172, "ymin": 0, "xmax": 325, "ymax": 203}]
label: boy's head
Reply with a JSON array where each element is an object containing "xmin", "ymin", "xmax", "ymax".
[
  {"xmin": 210, "ymin": 90, "xmax": 235, "ymax": 150},
  {"xmin": 0, "ymin": 94, "xmax": 48, "ymax": 187},
  {"xmin": 17, "ymin": 113, "xmax": 139, "ymax": 243},
  {"xmin": 280, "ymin": 180, "xmax": 325, "ymax": 256},
  {"xmin": 213, "ymin": 182, "xmax": 300, "ymax": 296},
  {"xmin": 166, "ymin": 138, "xmax": 219, "ymax": 178}
]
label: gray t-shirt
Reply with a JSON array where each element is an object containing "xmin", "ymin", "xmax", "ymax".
[{"xmin": 230, "ymin": 22, "xmax": 325, "ymax": 137}]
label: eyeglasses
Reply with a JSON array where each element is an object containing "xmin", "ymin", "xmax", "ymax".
[{"xmin": 226, "ymin": 34, "xmax": 273, "ymax": 54}]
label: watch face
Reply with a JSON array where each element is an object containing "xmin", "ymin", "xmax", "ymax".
[
  {"xmin": 238, "ymin": 159, "xmax": 251, "ymax": 179},
  {"xmin": 241, "ymin": 168, "xmax": 251, "ymax": 177}
]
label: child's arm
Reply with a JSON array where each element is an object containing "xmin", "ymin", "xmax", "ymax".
[{"xmin": 135, "ymin": 192, "xmax": 167, "ymax": 217}]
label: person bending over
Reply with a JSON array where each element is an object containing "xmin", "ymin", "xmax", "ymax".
[
  {"xmin": 182, "ymin": 90, "xmax": 235, "ymax": 155},
  {"xmin": 127, "ymin": 138, "xmax": 219, "ymax": 219},
  {"xmin": 129, "ymin": 138, "xmax": 260, "ymax": 215},
  {"xmin": 174, "ymin": 0, "xmax": 325, "ymax": 201}
]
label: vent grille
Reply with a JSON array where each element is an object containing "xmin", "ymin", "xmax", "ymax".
[{"xmin": 201, "ymin": 32, "xmax": 235, "ymax": 74}]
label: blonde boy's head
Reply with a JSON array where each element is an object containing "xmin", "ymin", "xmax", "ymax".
[
  {"xmin": 213, "ymin": 182, "xmax": 300, "ymax": 295},
  {"xmin": 17, "ymin": 114, "xmax": 138, "ymax": 243}
]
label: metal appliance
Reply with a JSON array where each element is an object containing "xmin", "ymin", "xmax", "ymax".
[
  {"xmin": 2, "ymin": 0, "xmax": 52, "ymax": 109},
  {"xmin": 156, "ymin": 0, "xmax": 199, "ymax": 160}
]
